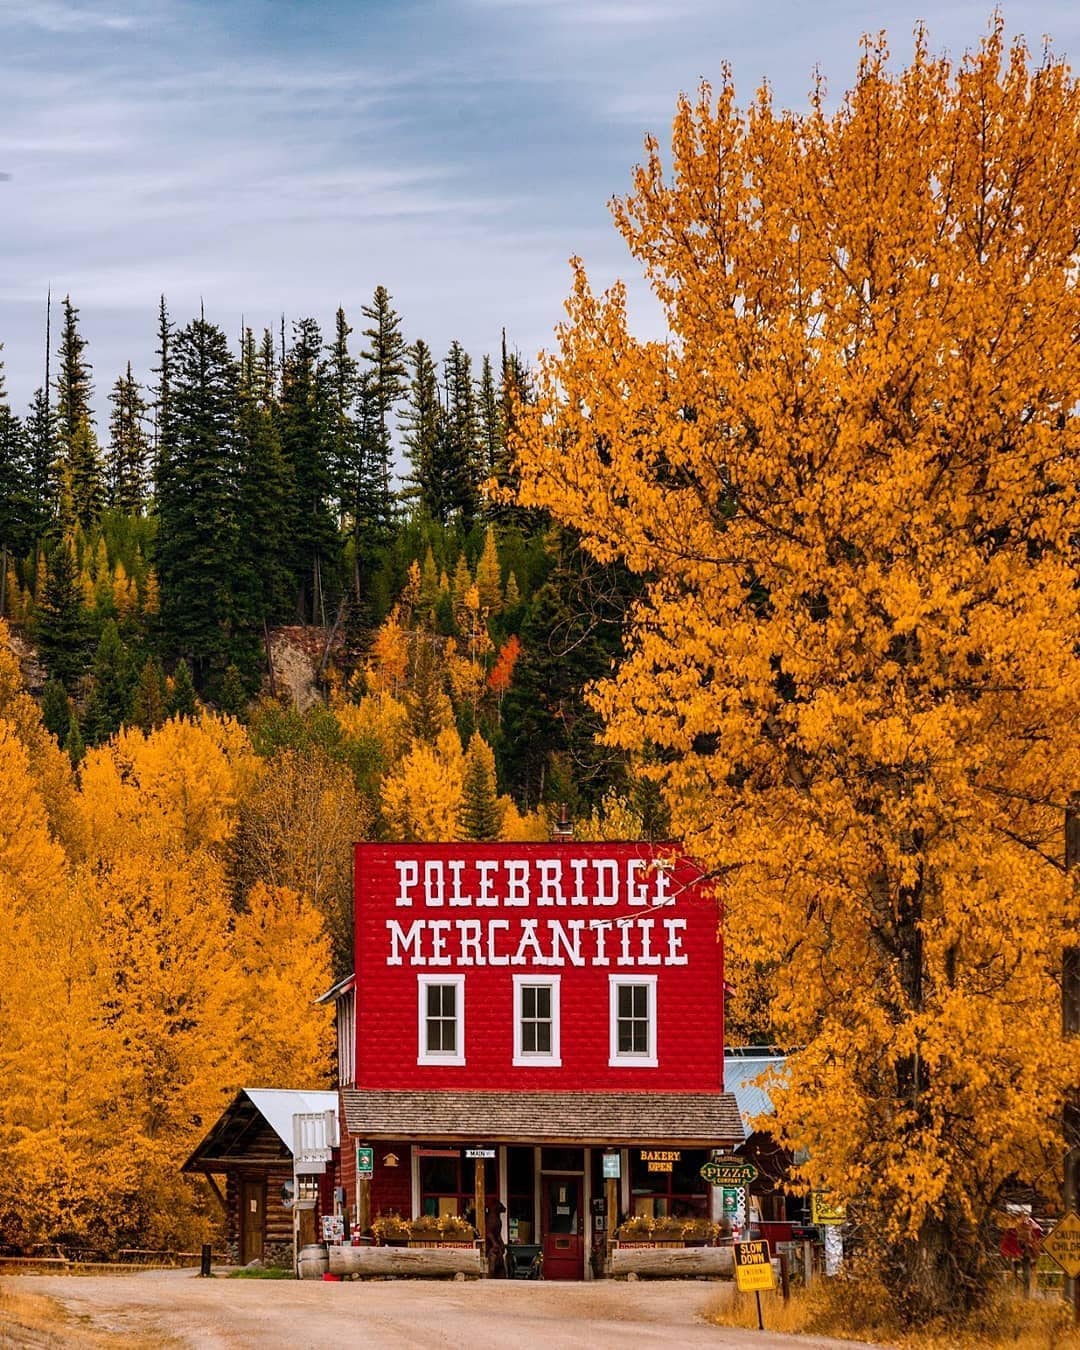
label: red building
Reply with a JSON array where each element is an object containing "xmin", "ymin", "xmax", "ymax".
[{"xmin": 331, "ymin": 842, "xmax": 743, "ymax": 1279}]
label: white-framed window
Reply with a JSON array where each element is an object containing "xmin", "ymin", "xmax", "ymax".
[
  {"xmin": 512, "ymin": 974, "xmax": 561, "ymax": 1067},
  {"xmin": 417, "ymin": 974, "xmax": 465, "ymax": 1066},
  {"xmin": 609, "ymin": 974, "xmax": 658, "ymax": 1067}
]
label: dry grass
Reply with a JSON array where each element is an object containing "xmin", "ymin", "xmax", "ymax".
[
  {"xmin": 0, "ymin": 1284, "xmax": 166, "ymax": 1349},
  {"xmin": 705, "ymin": 1281, "xmax": 1080, "ymax": 1349}
]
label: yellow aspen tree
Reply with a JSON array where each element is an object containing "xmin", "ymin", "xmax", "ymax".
[
  {"xmin": 231, "ymin": 747, "xmax": 370, "ymax": 971},
  {"xmin": 514, "ymin": 24, "xmax": 1080, "ymax": 1319},
  {"xmin": 475, "ymin": 527, "xmax": 504, "ymax": 614},
  {"xmin": 366, "ymin": 608, "xmax": 410, "ymax": 695},
  {"xmin": 80, "ymin": 713, "xmax": 259, "ymax": 858},
  {"xmin": 87, "ymin": 849, "xmax": 245, "ymax": 1246},
  {"xmin": 232, "ymin": 883, "xmax": 334, "ymax": 1087},
  {"xmin": 497, "ymin": 797, "xmax": 549, "ymax": 842},
  {"xmin": 0, "ymin": 628, "xmax": 85, "ymax": 857},
  {"xmin": 382, "ymin": 726, "xmax": 465, "ymax": 841},
  {"xmin": 333, "ymin": 689, "xmax": 412, "ymax": 768}
]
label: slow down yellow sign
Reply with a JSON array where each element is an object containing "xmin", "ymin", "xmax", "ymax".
[{"xmin": 733, "ymin": 1239, "xmax": 776, "ymax": 1292}]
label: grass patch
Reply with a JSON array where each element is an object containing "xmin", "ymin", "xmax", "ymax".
[
  {"xmin": 0, "ymin": 1281, "xmax": 167, "ymax": 1348},
  {"xmin": 705, "ymin": 1280, "xmax": 1080, "ymax": 1349},
  {"xmin": 227, "ymin": 1267, "xmax": 295, "ymax": 1279}
]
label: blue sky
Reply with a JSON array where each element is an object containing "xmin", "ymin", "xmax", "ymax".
[{"xmin": 2, "ymin": 1, "xmax": 1078, "ymax": 417}]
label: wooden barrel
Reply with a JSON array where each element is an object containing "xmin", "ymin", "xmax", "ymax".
[{"xmin": 297, "ymin": 1242, "xmax": 329, "ymax": 1279}]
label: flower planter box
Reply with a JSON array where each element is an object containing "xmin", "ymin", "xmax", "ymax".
[
  {"xmin": 329, "ymin": 1243, "xmax": 485, "ymax": 1280},
  {"xmin": 616, "ymin": 1241, "xmax": 687, "ymax": 1249},
  {"xmin": 407, "ymin": 1240, "xmax": 478, "ymax": 1249}
]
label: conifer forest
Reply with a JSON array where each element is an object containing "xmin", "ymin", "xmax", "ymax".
[{"xmin": 0, "ymin": 287, "xmax": 657, "ymax": 1253}]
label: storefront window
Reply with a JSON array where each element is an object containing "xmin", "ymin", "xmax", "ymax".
[
  {"xmin": 507, "ymin": 1146, "xmax": 535, "ymax": 1244},
  {"xmin": 418, "ymin": 1151, "xmax": 493, "ymax": 1222},
  {"xmin": 630, "ymin": 1149, "xmax": 709, "ymax": 1219}
]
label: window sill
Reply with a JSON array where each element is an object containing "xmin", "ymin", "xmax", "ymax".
[
  {"xmin": 512, "ymin": 1056, "xmax": 562, "ymax": 1068},
  {"xmin": 417, "ymin": 1054, "xmax": 466, "ymax": 1067},
  {"xmin": 608, "ymin": 1056, "xmax": 658, "ymax": 1069}
]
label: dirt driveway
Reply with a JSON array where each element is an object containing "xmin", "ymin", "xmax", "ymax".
[{"xmin": 1, "ymin": 1271, "xmax": 876, "ymax": 1350}]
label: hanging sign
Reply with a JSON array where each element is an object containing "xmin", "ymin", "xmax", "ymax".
[
  {"xmin": 733, "ymin": 1239, "xmax": 776, "ymax": 1293},
  {"xmin": 602, "ymin": 1152, "xmax": 621, "ymax": 1179},
  {"xmin": 701, "ymin": 1156, "xmax": 758, "ymax": 1187},
  {"xmin": 355, "ymin": 1145, "xmax": 374, "ymax": 1180},
  {"xmin": 465, "ymin": 1148, "xmax": 495, "ymax": 1159},
  {"xmin": 722, "ymin": 1187, "xmax": 741, "ymax": 1214}
]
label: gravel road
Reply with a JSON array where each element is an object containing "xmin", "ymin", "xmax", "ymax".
[{"xmin": 1, "ymin": 1271, "xmax": 881, "ymax": 1350}]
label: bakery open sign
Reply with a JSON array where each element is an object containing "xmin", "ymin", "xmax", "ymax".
[{"xmin": 641, "ymin": 1150, "xmax": 681, "ymax": 1173}]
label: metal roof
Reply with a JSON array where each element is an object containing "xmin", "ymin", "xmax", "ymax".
[
  {"xmin": 182, "ymin": 1087, "xmax": 338, "ymax": 1172},
  {"xmin": 245, "ymin": 1088, "xmax": 339, "ymax": 1151},
  {"xmin": 340, "ymin": 1089, "xmax": 745, "ymax": 1146},
  {"xmin": 723, "ymin": 1054, "xmax": 786, "ymax": 1130}
]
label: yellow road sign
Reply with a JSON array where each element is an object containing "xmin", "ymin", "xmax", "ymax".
[
  {"xmin": 811, "ymin": 1193, "xmax": 846, "ymax": 1226},
  {"xmin": 734, "ymin": 1239, "xmax": 776, "ymax": 1292},
  {"xmin": 1042, "ymin": 1211, "xmax": 1080, "ymax": 1279}
]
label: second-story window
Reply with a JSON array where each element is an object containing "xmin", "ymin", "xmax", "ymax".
[
  {"xmin": 513, "ymin": 974, "xmax": 561, "ymax": 1067},
  {"xmin": 418, "ymin": 975, "xmax": 465, "ymax": 1066},
  {"xmin": 609, "ymin": 974, "xmax": 658, "ymax": 1067}
]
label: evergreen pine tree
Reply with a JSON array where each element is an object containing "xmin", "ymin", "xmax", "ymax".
[
  {"xmin": 407, "ymin": 637, "xmax": 448, "ymax": 741},
  {"xmin": 219, "ymin": 663, "xmax": 247, "ymax": 719},
  {"xmin": 154, "ymin": 314, "xmax": 240, "ymax": 686},
  {"xmin": 360, "ymin": 285, "xmax": 406, "ymax": 529},
  {"xmin": 64, "ymin": 705, "xmax": 84, "ymax": 766},
  {"xmin": 167, "ymin": 657, "xmax": 197, "ymax": 719},
  {"xmin": 443, "ymin": 341, "xmax": 481, "ymax": 527},
  {"xmin": 35, "ymin": 540, "xmax": 86, "ymax": 689},
  {"xmin": 131, "ymin": 655, "xmax": 166, "ymax": 731},
  {"xmin": 83, "ymin": 619, "xmax": 132, "ymax": 744},
  {"xmin": 478, "ymin": 354, "xmax": 501, "ymax": 480},
  {"xmin": 25, "ymin": 387, "xmax": 57, "ymax": 536},
  {"xmin": 151, "ymin": 295, "xmax": 174, "ymax": 500},
  {"xmin": 490, "ymin": 333, "xmax": 533, "ymax": 527},
  {"xmin": 0, "ymin": 357, "xmax": 32, "ymax": 594},
  {"xmin": 106, "ymin": 363, "xmax": 150, "ymax": 514},
  {"xmin": 233, "ymin": 327, "xmax": 291, "ymax": 674},
  {"xmin": 417, "ymin": 545, "xmax": 440, "ymax": 625},
  {"xmin": 55, "ymin": 296, "xmax": 104, "ymax": 528},
  {"xmin": 278, "ymin": 317, "xmax": 335, "ymax": 624},
  {"xmin": 41, "ymin": 678, "xmax": 72, "ymax": 742},
  {"xmin": 327, "ymin": 307, "xmax": 359, "ymax": 521},
  {"xmin": 458, "ymin": 732, "xmax": 501, "ymax": 840},
  {"xmin": 401, "ymin": 340, "xmax": 444, "ymax": 519}
]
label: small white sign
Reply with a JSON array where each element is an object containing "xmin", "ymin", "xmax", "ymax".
[{"xmin": 465, "ymin": 1148, "xmax": 495, "ymax": 1159}]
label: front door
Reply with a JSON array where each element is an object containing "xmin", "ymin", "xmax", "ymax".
[
  {"xmin": 239, "ymin": 1178, "xmax": 266, "ymax": 1265},
  {"xmin": 542, "ymin": 1176, "xmax": 583, "ymax": 1280}
]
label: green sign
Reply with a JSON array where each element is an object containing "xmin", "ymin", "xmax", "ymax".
[
  {"xmin": 722, "ymin": 1186, "xmax": 741, "ymax": 1214},
  {"xmin": 701, "ymin": 1157, "xmax": 758, "ymax": 1187},
  {"xmin": 356, "ymin": 1145, "xmax": 374, "ymax": 1180},
  {"xmin": 602, "ymin": 1152, "xmax": 621, "ymax": 1179}
]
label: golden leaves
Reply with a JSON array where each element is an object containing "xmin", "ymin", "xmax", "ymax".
[{"xmin": 513, "ymin": 22, "xmax": 1080, "ymax": 1278}]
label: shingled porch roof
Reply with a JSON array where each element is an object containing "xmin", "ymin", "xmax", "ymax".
[{"xmin": 340, "ymin": 1089, "xmax": 744, "ymax": 1147}]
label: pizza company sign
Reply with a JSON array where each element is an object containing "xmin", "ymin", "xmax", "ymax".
[{"xmin": 383, "ymin": 854, "xmax": 690, "ymax": 969}]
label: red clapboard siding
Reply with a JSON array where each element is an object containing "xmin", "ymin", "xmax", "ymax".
[{"xmin": 354, "ymin": 843, "xmax": 724, "ymax": 1093}]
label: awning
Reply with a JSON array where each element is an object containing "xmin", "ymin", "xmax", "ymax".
[{"xmin": 339, "ymin": 1089, "xmax": 745, "ymax": 1147}]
